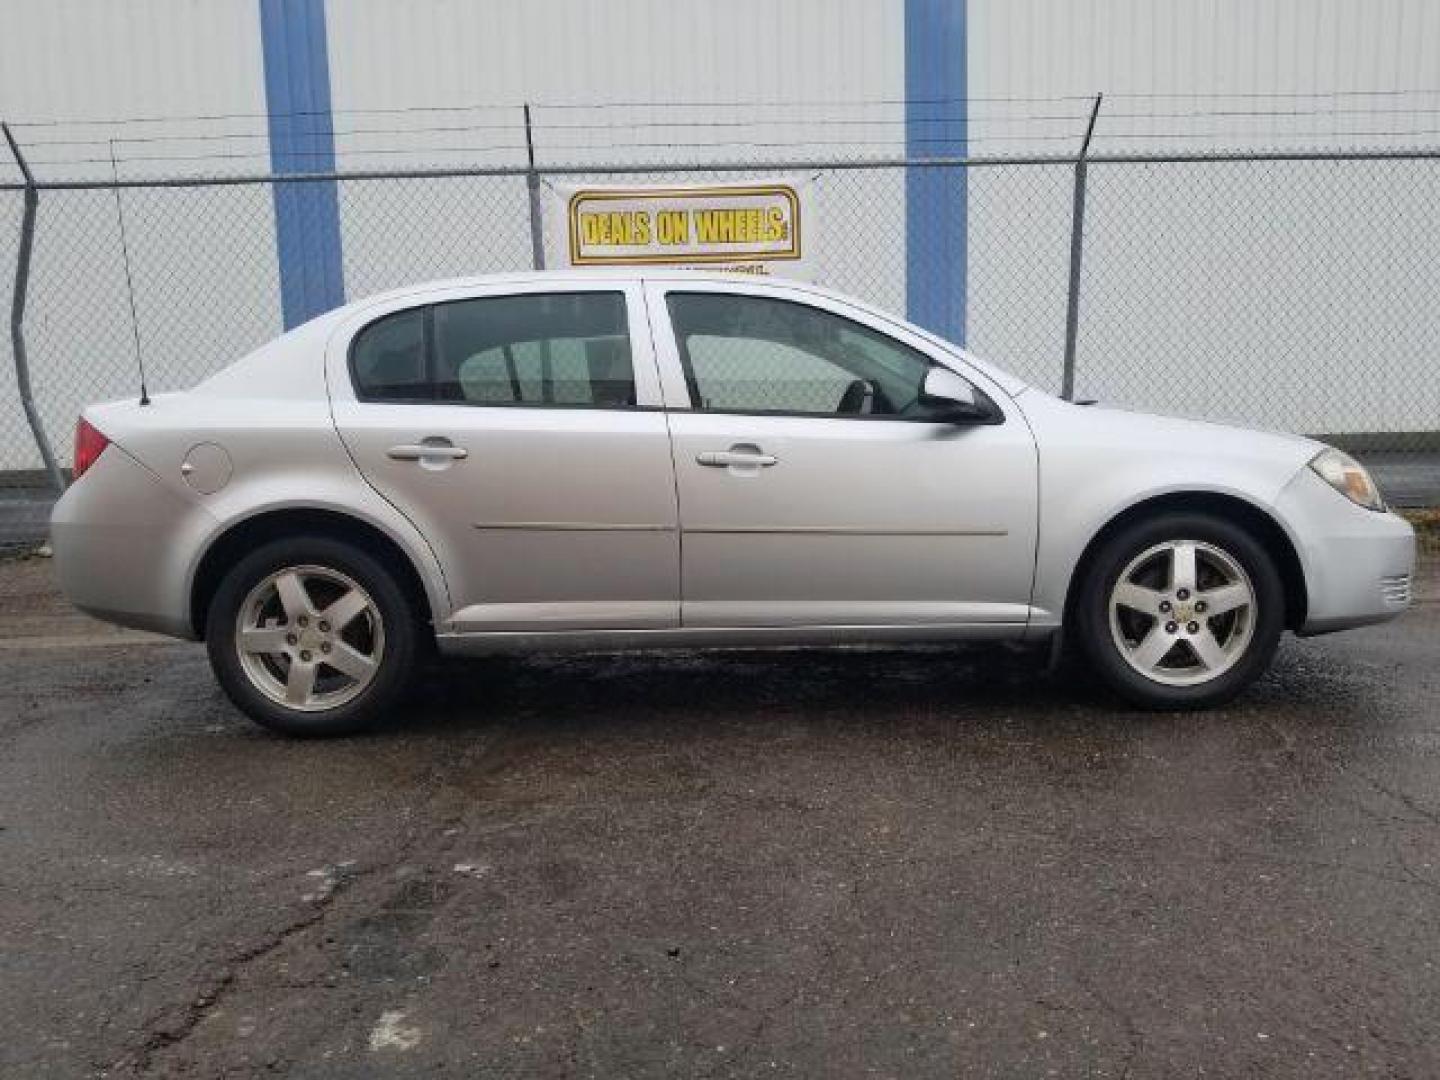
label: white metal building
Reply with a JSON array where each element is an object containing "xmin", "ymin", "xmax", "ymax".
[{"xmin": 1, "ymin": 1, "xmax": 1438, "ymax": 470}]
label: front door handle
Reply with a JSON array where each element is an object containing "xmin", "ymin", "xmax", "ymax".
[{"xmin": 696, "ymin": 449, "xmax": 777, "ymax": 468}]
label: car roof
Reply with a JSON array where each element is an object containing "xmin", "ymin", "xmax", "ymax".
[{"xmin": 340, "ymin": 268, "xmax": 817, "ymax": 308}]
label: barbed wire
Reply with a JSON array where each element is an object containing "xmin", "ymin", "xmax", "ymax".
[
  {"xmin": 31, "ymin": 104, "xmax": 1440, "ymax": 151},
  {"xmin": 9, "ymin": 87, "xmax": 1440, "ymax": 130},
  {"xmin": 9, "ymin": 100, "xmax": 1440, "ymax": 179},
  {"xmin": 8, "ymin": 93, "xmax": 1440, "ymax": 184},
  {"xmin": 24, "ymin": 131, "xmax": 1440, "ymax": 171}
]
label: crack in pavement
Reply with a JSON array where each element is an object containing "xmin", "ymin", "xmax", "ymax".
[
  {"xmin": 1073, "ymin": 971, "xmax": 1144, "ymax": 1080},
  {"xmin": 115, "ymin": 728, "xmax": 506, "ymax": 1076},
  {"xmin": 1351, "ymin": 767, "xmax": 1440, "ymax": 827},
  {"xmin": 112, "ymin": 861, "xmax": 370, "ymax": 1077}
]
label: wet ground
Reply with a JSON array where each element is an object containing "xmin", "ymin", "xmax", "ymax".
[{"xmin": 1, "ymin": 554, "xmax": 1438, "ymax": 1078}]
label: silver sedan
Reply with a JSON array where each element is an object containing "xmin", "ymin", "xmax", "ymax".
[{"xmin": 51, "ymin": 272, "xmax": 1416, "ymax": 734}]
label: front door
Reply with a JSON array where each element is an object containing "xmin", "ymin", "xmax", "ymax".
[
  {"xmin": 330, "ymin": 282, "xmax": 680, "ymax": 633},
  {"xmin": 645, "ymin": 281, "xmax": 1039, "ymax": 629}
]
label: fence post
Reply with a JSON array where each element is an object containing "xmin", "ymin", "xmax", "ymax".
[
  {"xmin": 523, "ymin": 104, "xmax": 546, "ymax": 271},
  {"xmin": 4, "ymin": 122, "xmax": 66, "ymax": 495},
  {"xmin": 1060, "ymin": 93, "xmax": 1103, "ymax": 402}
]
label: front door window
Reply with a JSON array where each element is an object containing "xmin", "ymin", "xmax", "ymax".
[{"xmin": 665, "ymin": 291, "xmax": 970, "ymax": 420}]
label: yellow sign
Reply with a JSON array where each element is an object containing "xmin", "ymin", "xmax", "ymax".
[{"xmin": 553, "ymin": 180, "xmax": 811, "ymax": 278}]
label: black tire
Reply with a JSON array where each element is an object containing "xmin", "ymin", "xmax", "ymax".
[
  {"xmin": 205, "ymin": 535, "xmax": 423, "ymax": 736},
  {"xmin": 1074, "ymin": 512, "xmax": 1285, "ymax": 710}
]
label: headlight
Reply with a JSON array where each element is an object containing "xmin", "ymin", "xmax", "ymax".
[{"xmin": 1309, "ymin": 448, "xmax": 1385, "ymax": 511}]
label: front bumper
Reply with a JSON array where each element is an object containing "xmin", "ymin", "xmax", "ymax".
[{"xmin": 1274, "ymin": 466, "xmax": 1416, "ymax": 635}]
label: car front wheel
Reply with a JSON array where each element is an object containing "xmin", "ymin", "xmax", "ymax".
[
  {"xmin": 205, "ymin": 536, "xmax": 421, "ymax": 735},
  {"xmin": 1075, "ymin": 513, "xmax": 1285, "ymax": 709}
]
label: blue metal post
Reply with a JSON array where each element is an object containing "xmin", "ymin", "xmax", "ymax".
[
  {"xmin": 259, "ymin": 0, "xmax": 345, "ymax": 328},
  {"xmin": 904, "ymin": 0, "xmax": 967, "ymax": 343}
]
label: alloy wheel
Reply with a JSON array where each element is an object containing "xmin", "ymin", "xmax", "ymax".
[
  {"xmin": 1107, "ymin": 540, "xmax": 1257, "ymax": 687},
  {"xmin": 234, "ymin": 564, "xmax": 385, "ymax": 711}
]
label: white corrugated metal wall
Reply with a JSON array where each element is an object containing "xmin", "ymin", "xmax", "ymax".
[{"xmin": 1, "ymin": 0, "xmax": 1437, "ymax": 469}]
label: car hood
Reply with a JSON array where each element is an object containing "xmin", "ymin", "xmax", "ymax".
[
  {"xmin": 1014, "ymin": 392, "xmax": 1325, "ymax": 499},
  {"xmin": 1024, "ymin": 393, "xmax": 1321, "ymax": 458}
]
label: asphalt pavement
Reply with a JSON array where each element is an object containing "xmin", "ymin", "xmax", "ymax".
[{"xmin": 1, "ymin": 554, "xmax": 1438, "ymax": 1078}]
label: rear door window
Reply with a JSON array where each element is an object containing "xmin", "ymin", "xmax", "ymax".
[{"xmin": 351, "ymin": 291, "xmax": 636, "ymax": 408}]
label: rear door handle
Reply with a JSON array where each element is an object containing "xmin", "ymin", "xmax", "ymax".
[
  {"xmin": 696, "ymin": 450, "xmax": 777, "ymax": 468},
  {"xmin": 387, "ymin": 440, "xmax": 468, "ymax": 462}
]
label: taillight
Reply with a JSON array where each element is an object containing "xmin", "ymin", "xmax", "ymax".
[{"xmin": 73, "ymin": 417, "xmax": 110, "ymax": 480}]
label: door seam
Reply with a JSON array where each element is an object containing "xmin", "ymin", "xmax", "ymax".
[{"xmin": 639, "ymin": 281, "xmax": 688, "ymax": 628}]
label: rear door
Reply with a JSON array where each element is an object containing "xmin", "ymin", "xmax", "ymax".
[
  {"xmin": 328, "ymin": 280, "xmax": 680, "ymax": 633},
  {"xmin": 644, "ymin": 279, "xmax": 1039, "ymax": 629}
]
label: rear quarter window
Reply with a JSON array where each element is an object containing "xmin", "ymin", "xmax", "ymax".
[{"xmin": 350, "ymin": 308, "xmax": 427, "ymax": 401}]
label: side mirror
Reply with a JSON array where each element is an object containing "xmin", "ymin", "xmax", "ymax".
[{"xmin": 920, "ymin": 368, "xmax": 998, "ymax": 423}]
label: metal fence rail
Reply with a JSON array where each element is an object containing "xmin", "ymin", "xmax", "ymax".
[{"xmin": 3, "ymin": 136, "xmax": 1438, "ymax": 503}]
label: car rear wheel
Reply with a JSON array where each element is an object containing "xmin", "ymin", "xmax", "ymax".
[
  {"xmin": 205, "ymin": 536, "xmax": 421, "ymax": 735},
  {"xmin": 1075, "ymin": 513, "xmax": 1285, "ymax": 709}
]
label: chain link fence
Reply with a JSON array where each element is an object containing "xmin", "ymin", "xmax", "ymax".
[{"xmin": 2, "ymin": 148, "xmax": 1438, "ymax": 503}]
